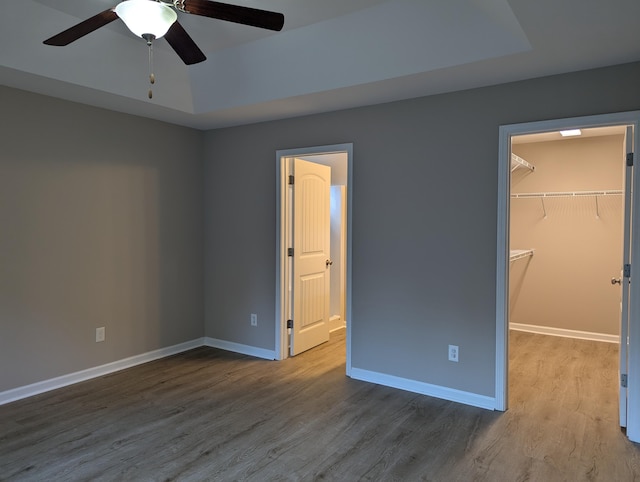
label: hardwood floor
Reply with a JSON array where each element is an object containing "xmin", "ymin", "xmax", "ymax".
[{"xmin": 1, "ymin": 330, "xmax": 640, "ymax": 481}]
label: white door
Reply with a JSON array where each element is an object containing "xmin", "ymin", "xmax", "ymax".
[
  {"xmin": 620, "ymin": 125, "xmax": 634, "ymax": 427},
  {"xmin": 290, "ymin": 158, "xmax": 331, "ymax": 355}
]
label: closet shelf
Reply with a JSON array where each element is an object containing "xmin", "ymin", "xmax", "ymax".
[
  {"xmin": 511, "ymin": 154, "xmax": 535, "ymax": 172},
  {"xmin": 510, "ymin": 249, "xmax": 534, "ymax": 262},
  {"xmin": 511, "ymin": 190, "xmax": 623, "ymax": 199}
]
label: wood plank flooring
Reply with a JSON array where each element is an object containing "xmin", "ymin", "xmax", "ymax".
[{"xmin": 1, "ymin": 330, "xmax": 640, "ymax": 481}]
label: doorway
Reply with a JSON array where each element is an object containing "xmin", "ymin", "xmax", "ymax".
[
  {"xmin": 510, "ymin": 126, "xmax": 626, "ymax": 421},
  {"xmin": 275, "ymin": 144, "xmax": 352, "ymax": 370},
  {"xmin": 509, "ymin": 127, "xmax": 625, "ymax": 342},
  {"xmin": 496, "ymin": 112, "xmax": 640, "ymax": 442}
]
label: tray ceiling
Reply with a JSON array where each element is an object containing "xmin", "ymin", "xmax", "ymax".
[{"xmin": 2, "ymin": 0, "xmax": 640, "ymax": 129}]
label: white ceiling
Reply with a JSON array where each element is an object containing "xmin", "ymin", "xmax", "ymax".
[{"xmin": 2, "ymin": 0, "xmax": 640, "ymax": 130}]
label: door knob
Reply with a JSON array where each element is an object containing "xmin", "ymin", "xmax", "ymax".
[
  {"xmin": 326, "ymin": 259, "xmax": 333, "ymax": 267},
  {"xmin": 612, "ymin": 278, "xmax": 622, "ymax": 285}
]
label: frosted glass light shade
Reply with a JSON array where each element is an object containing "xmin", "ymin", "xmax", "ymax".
[{"xmin": 115, "ymin": 0, "xmax": 178, "ymax": 39}]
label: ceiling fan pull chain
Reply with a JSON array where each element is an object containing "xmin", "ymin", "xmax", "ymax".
[{"xmin": 144, "ymin": 34, "xmax": 156, "ymax": 99}]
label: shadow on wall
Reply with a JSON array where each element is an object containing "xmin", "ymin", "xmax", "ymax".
[{"xmin": 0, "ymin": 96, "xmax": 204, "ymax": 392}]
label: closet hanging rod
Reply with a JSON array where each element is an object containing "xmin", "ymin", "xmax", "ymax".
[
  {"xmin": 511, "ymin": 153, "xmax": 535, "ymax": 172},
  {"xmin": 511, "ymin": 190, "xmax": 623, "ymax": 199}
]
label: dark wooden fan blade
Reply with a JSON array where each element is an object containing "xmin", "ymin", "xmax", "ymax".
[
  {"xmin": 44, "ymin": 9, "xmax": 118, "ymax": 46},
  {"xmin": 182, "ymin": 0, "xmax": 284, "ymax": 31},
  {"xmin": 164, "ymin": 21, "xmax": 207, "ymax": 65}
]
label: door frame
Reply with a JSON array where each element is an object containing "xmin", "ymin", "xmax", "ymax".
[
  {"xmin": 275, "ymin": 143, "xmax": 353, "ymax": 372},
  {"xmin": 495, "ymin": 111, "xmax": 640, "ymax": 441}
]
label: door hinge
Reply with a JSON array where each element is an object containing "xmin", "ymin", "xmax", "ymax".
[
  {"xmin": 624, "ymin": 264, "xmax": 631, "ymax": 278},
  {"xmin": 288, "ymin": 175, "xmax": 295, "ymax": 185},
  {"xmin": 627, "ymin": 153, "xmax": 634, "ymax": 167},
  {"xmin": 287, "ymin": 248, "xmax": 294, "ymax": 257},
  {"xmin": 622, "ymin": 373, "xmax": 628, "ymax": 388},
  {"xmin": 287, "ymin": 319, "xmax": 293, "ymax": 329}
]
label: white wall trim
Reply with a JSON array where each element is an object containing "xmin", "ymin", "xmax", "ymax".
[
  {"xmin": 0, "ymin": 338, "xmax": 205, "ymax": 406},
  {"xmin": 204, "ymin": 337, "xmax": 276, "ymax": 360},
  {"xmin": 350, "ymin": 368, "xmax": 496, "ymax": 411},
  {"xmin": 329, "ymin": 315, "xmax": 345, "ymax": 333},
  {"xmin": 510, "ymin": 323, "xmax": 619, "ymax": 344},
  {"xmin": 275, "ymin": 143, "xmax": 353, "ymax": 371},
  {"xmin": 495, "ymin": 124, "xmax": 511, "ymax": 411},
  {"xmin": 0, "ymin": 336, "xmax": 281, "ymax": 406}
]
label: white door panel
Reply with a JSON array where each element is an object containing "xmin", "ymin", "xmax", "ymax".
[
  {"xmin": 291, "ymin": 158, "xmax": 331, "ymax": 355},
  {"xmin": 620, "ymin": 125, "xmax": 634, "ymax": 427}
]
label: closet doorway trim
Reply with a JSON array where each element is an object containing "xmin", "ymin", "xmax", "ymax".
[{"xmin": 495, "ymin": 111, "xmax": 640, "ymax": 441}]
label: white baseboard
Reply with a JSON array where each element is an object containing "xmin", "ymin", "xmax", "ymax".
[
  {"xmin": 5, "ymin": 338, "xmax": 499, "ymax": 411},
  {"xmin": 1, "ymin": 337, "xmax": 281, "ymax": 406},
  {"xmin": 510, "ymin": 323, "xmax": 619, "ymax": 344},
  {"xmin": 349, "ymin": 367, "xmax": 496, "ymax": 410},
  {"xmin": 329, "ymin": 315, "xmax": 345, "ymax": 333},
  {"xmin": 204, "ymin": 337, "xmax": 276, "ymax": 360},
  {"xmin": 0, "ymin": 338, "xmax": 205, "ymax": 406}
]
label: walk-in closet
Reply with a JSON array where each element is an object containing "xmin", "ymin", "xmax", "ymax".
[{"xmin": 509, "ymin": 128, "xmax": 626, "ymax": 342}]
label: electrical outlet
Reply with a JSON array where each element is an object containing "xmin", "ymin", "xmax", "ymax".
[
  {"xmin": 448, "ymin": 344, "xmax": 459, "ymax": 362},
  {"xmin": 96, "ymin": 327, "xmax": 105, "ymax": 343},
  {"xmin": 250, "ymin": 314, "xmax": 258, "ymax": 326}
]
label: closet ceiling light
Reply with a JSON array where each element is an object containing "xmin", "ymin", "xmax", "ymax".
[{"xmin": 560, "ymin": 129, "xmax": 582, "ymax": 137}]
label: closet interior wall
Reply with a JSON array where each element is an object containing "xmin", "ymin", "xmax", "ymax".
[{"xmin": 510, "ymin": 135, "xmax": 624, "ymax": 338}]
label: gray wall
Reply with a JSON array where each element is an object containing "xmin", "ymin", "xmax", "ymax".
[
  {"xmin": 204, "ymin": 62, "xmax": 640, "ymax": 398},
  {"xmin": 0, "ymin": 86, "xmax": 204, "ymax": 392},
  {"xmin": 3, "ymin": 61, "xmax": 640, "ymax": 400}
]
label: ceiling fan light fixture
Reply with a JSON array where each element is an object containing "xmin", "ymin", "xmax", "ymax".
[{"xmin": 115, "ymin": 0, "xmax": 177, "ymax": 40}]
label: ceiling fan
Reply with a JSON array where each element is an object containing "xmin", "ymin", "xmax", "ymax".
[{"xmin": 43, "ymin": 0, "xmax": 285, "ymax": 66}]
